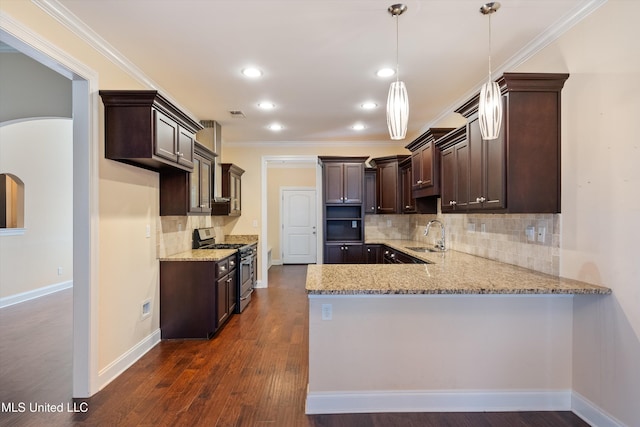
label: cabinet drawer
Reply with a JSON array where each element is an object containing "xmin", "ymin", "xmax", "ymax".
[{"xmin": 216, "ymin": 258, "xmax": 230, "ymax": 277}]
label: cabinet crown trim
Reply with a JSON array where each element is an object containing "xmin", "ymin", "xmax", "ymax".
[
  {"xmin": 455, "ymin": 72, "xmax": 570, "ymax": 118},
  {"xmin": 434, "ymin": 126, "xmax": 467, "ymax": 151},
  {"xmin": 99, "ymin": 90, "xmax": 204, "ymax": 133},
  {"xmin": 405, "ymin": 127, "xmax": 455, "ymax": 151}
]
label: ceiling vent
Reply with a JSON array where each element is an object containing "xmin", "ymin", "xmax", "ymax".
[{"xmin": 229, "ymin": 110, "xmax": 246, "ymax": 118}]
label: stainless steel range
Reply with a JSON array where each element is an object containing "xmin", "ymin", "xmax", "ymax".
[{"xmin": 193, "ymin": 227, "xmax": 256, "ymax": 313}]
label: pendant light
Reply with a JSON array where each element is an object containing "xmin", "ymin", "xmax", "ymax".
[
  {"xmin": 386, "ymin": 4, "xmax": 409, "ymax": 140},
  {"xmin": 478, "ymin": 2, "xmax": 502, "ymax": 140}
]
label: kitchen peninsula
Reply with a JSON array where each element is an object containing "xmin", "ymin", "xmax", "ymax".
[{"xmin": 305, "ymin": 243, "xmax": 610, "ymax": 415}]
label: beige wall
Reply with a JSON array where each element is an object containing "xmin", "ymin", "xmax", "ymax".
[
  {"xmin": 511, "ymin": 1, "xmax": 640, "ymax": 425},
  {"xmin": 1, "ymin": 0, "xmax": 159, "ymax": 375},
  {"xmin": 0, "ymin": 119, "xmax": 73, "ymax": 299}
]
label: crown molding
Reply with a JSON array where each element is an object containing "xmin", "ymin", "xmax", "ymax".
[
  {"xmin": 30, "ymin": 0, "xmax": 199, "ymax": 121},
  {"xmin": 421, "ymin": 0, "xmax": 608, "ymax": 132}
]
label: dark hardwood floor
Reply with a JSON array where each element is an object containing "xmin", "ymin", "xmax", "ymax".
[{"xmin": 0, "ymin": 265, "xmax": 589, "ymax": 426}]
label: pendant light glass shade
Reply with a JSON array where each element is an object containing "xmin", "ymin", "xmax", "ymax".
[
  {"xmin": 387, "ymin": 80, "xmax": 409, "ymax": 140},
  {"xmin": 478, "ymin": 2, "xmax": 501, "ymax": 140},
  {"xmin": 386, "ymin": 4, "xmax": 408, "ymax": 140},
  {"xmin": 478, "ymin": 80, "xmax": 502, "ymax": 140}
]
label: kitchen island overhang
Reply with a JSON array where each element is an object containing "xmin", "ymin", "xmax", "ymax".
[{"xmin": 305, "ymin": 259, "xmax": 610, "ymax": 415}]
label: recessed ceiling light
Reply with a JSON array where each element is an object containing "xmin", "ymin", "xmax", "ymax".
[
  {"xmin": 268, "ymin": 123, "xmax": 283, "ymax": 131},
  {"xmin": 376, "ymin": 68, "xmax": 395, "ymax": 78},
  {"xmin": 257, "ymin": 101, "xmax": 275, "ymax": 110},
  {"xmin": 241, "ymin": 67, "xmax": 263, "ymax": 78},
  {"xmin": 361, "ymin": 102, "xmax": 378, "ymax": 110},
  {"xmin": 352, "ymin": 123, "xmax": 366, "ymax": 131}
]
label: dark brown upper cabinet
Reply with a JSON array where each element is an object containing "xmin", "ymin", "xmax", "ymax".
[
  {"xmin": 364, "ymin": 167, "xmax": 377, "ymax": 214},
  {"xmin": 99, "ymin": 90, "xmax": 203, "ymax": 172},
  {"xmin": 370, "ymin": 155, "xmax": 409, "ymax": 214},
  {"xmin": 212, "ymin": 163, "xmax": 244, "ymax": 216},
  {"xmin": 404, "ymin": 128, "xmax": 454, "ymax": 199},
  {"xmin": 438, "ymin": 127, "xmax": 469, "ymax": 213},
  {"xmin": 318, "ymin": 156, "xmax": 368, "ymax": 204},
  {"xmin": 399, "ymin": 156, "xmax": 416, "ymax": 214},
  {"xmin": 441, "ymin": 72, "xmax": 569, "ymax": 214},
  {"xmin": 160, "ymin": 142, "xmax": 216, "ymax": 216}
]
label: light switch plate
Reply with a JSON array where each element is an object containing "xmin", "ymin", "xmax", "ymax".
[{"xmin": 526, "ymin": 226, "xmax": 535, "ymax": 242}]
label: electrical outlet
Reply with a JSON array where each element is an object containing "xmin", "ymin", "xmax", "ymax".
[
  {"xmin": 57, "ymin": 267, "xmax": 63, "ymax": 276},
  {"xmin": 481, "ymin": 223, "xmax": 486, "ymax": 233},
  {"xmin": 145, "ymin": 224, "xmax": 151, "ymax": 238},
  {"xmin": 321, "ymin": 303, "xmax": 332, "ymax": 320},
  {"xmin": 467, "ymin": 223, "xmax": 476, "ymax": 232},
  {"xmin": 537, "ymin": 227, "xmax": 546, "ymax": 243},
  {"xmin": 141, "ymin": 299, "xmax": 151, "ymax": 320},
  {"xmin": 386, "ymin": 219, "xmax": 392, "ymax": 227}
]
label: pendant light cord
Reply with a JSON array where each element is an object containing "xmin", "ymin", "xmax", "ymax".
[
  {"xmin": 395, "ymin": 14, "xmax": 400, "ymax": 83},
  {"xmin": 488, "ymin": 13, "xmax": 493, "ymax": 81}
]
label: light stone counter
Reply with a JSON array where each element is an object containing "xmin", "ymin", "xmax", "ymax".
[
  {"xmin": 159, "ymin": 248, "xmax": 237, "ymax": 262},
  {"xmin": 306, "ymin": 239, "xmax": 610, "ymax": 295},
  {"xmin": 159, "ymin": 235, "xmax": 259, "ymax": 262}
]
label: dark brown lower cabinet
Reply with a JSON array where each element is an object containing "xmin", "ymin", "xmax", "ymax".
[
  {"xmin": 160, "ymin": 255, "xmax": 235, "ymax": 339},
  {"xmin": 365, "ymin": 244, "xmax": 382, "ymax": 264},
  {"xmin": 325, "ymin": 243, "xmax": 364, "ymax": 264}
]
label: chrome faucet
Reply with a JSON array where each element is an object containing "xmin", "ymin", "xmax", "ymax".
[{"xmin": 424, "ymin": 219, "xmax": 446, "ymax": 251}]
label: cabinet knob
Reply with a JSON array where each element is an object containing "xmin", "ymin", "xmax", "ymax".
[
  {"xmin": 377, "ymin": 206, "xmax": 381, "ymax": 209},
  {"xmin": 450, "ymin": 200, "xmax": 457, "ymax": 206},
  {"xmin": 220, "ymin": 266, "xmax": 226, "ymax": 271},
  {"xmin": 344, "ymin": 246, "xmax": 348, "ymax": 250},
  {"xmin": 417, "ymin": 180, "xmax": 422, "ymax": 184},
  {"xmin": 476, "ymin": 196, "xmax": 486, "ymax": 203},
  {"xmin": 405, "ymin": 205, "xmax": 411, "ymax": 209},
  {"xmin": 367, "ymin": 248, "xmax": 371, "ymax": 252}
]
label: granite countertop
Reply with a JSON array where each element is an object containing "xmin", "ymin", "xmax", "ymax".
[
  {"xmin": 306, "ymin": 239, "xmax": 611, "ymax": 295},
  {"xmin": 159, "ymin": 235, "xmax": 258, "ymax": 262}
]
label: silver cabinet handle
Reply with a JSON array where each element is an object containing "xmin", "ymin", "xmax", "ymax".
[{"xmin": 476, "ymin": 196, "xmax": 486, "ymax": 203}]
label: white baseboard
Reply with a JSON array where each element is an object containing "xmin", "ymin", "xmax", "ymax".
[
  {"xmin": 305, "ymin": 389, "xmax": 572, "ymax": 415},
  {"xmin": 572, "ymin": 391, "xmax": 625, "ymax": 427},
  {"xmin": 97, "ymin": 329, "xmax": 161, "ymax": 391},
  {"xmin": 0, "ymin": 280, "xmax": 73, "ymax": 308}
]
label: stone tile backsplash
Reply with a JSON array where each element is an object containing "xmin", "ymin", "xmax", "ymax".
[
  {"xmin": 157, "ymin": 215, "xmax": 228, "ymax": 258},
  {"xmin": 365, "ymin": 212, "xmax": 560, "ymax": 276}
]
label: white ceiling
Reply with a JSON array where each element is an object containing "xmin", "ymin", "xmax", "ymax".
[{"xmin": 54, "ymin": 0, "xmax": 601, "ymax": 144}]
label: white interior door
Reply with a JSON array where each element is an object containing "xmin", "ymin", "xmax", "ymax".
[{"xmin": 282, "ymin": 189, "xmax": 317, "ymax": 264}]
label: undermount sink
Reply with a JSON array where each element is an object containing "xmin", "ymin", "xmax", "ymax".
[{"xmin": 404, "ymin": 246, "xmax": 446, "ymax": 253}]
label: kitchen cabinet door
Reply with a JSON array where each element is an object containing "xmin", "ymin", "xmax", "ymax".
[
  {"xmin": 364, "ymin": 168, "xmax": 377, "ymax": 214},
  {"xmin": 400, "ymin": 159, "xmax": 415, "ymax": 213},
  {"xmin": 376, "ymin": 161, "xmax": 399, "ymax": 214},
  {"xmin": 467, "ymin": 114, "xmax": 505, "ymax": 211}
]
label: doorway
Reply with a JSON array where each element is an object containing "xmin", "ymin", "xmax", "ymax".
[
  {"xmin": 281, "ymin": 188, "xmax": 317, "ymax": 264},
  {"xmin": 1, "ymin": 22, "xmax": 98, "ymax": 397}
]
